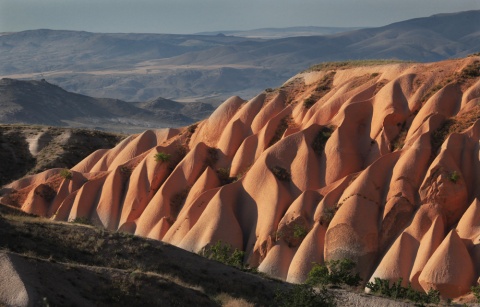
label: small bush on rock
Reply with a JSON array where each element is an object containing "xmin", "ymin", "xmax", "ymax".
[
  {"xmin": 200, "ymin": 241, "xmax": 245, "ymax": 269},
  {"xmin": 60, "ymin": 168, "xmax": 73, "ymax": 180},
  {"xmin": 366, "ymin": 277, "xmax": 440, "ymax": 305},
  {"xmin": 307, "ymin": 259, "xmax": 361, "ymax": 287},
  {"xmin": 154, "ymin": 152, "xmax": 171, "ymax": 163}
]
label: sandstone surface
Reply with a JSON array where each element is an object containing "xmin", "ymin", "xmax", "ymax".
[{"xmin": 2, "ymin": 57, "xmax": 479, "ymax": 300}]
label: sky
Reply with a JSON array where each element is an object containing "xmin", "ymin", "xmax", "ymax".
[{"xmin": 1, "ymin": 0, "xmax": 479, "ymax": 34}]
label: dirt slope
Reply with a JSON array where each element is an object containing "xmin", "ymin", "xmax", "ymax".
[
  {"xmin": 0, "ymin": 125, "xmax": 124, "ymax": 186},
  {"xmin": 2, "ymin": 57, "xmax": 479, "ymax": 302}
]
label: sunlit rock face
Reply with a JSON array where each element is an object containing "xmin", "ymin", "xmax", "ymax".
[{"xmin": 2, "ymin": 57, "xmax": 479, "ymax": 299}]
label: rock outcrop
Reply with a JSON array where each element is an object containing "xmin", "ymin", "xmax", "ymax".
[{"xmin": 1, "ymin": 57, "xmax": 479, "ymax": 300}]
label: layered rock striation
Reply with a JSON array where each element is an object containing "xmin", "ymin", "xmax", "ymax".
[{"xmin": 1, "ymin": 57, "xmax": 479, "ymax": 299}]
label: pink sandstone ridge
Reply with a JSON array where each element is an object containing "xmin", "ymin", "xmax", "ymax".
[{"xmin": 1, "ymin": 57, "xmax": 479, "ymax": 301}]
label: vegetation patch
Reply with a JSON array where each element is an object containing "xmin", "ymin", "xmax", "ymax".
[
  {"xmin": 0, "ymin": 212, "xmax": 290, "ymax": 306},
  {"xmin": 154, "ymin": 152, "xmax": 171, "ymax": 163},
  {"xmin": 431, "ymin": 105, "xmax": 480, "ymax": 156},
  {"xmin": 276, "ymin": 221, "xmax": 310, "ymax": 247},
  {"xmin": 312, "ymin": 126, "xmax": 335, "ymax": 155},
  {"xmin": 187, "ymin": 123, "xmax": 198, "ymax": 134},
  {"xmin": 216, "ymin": 167, "xmax": 237, "ymax": 185},
  {"xmin": 170, "ymin": 187, "xmax": 191, "ymax": 218},
  {"xmin": 472, "ymin": 285, "xmax": 480, "ymax": 303},
  {"xmin": 390, "ymin": 122, "xmax": 408, "ymax": 152},
  {"xmin": 420, "ymin": 83, "xmax": 445, "ymax": 104},
  {"xmin": 274, "ymin": 284, "xmax": 335, "ymax": 307},
  {"xmin": 270, "ymin": 166, "xmax": 291, "ymax": 182},
  {"xmin": 306, "ymin": 259, "xmax": 361, "ymax": 287},
  {"xmin": 34, "ymin": 184, "xmax": 57, "ymax": 201},
  {"xmin": 268, "ymin": 116, "xmax": 291, "ymax": 147},
  {"xmin": 448, "ymin": 170, "xmax": 460, "ymax": 183},
  {"xmin": 303, "ymin": 72, "xmax": 336, "ymax": 109},
  {"xmin": 205, "ymin": 147, "xmax": 219, "ymax": 168},
  {"xmin": 69, "ymin": 216, "xmax": 92, "ymax": 225},
  {"xmin": 293, "ymin": 224, "xmax": 308, "ymax": 239},
  {"xmin": 60, "ymin": 168, "xmax": 73, "ymax": 180},
  {"xmin": 200, "ymin": 241, "xmax": 245, "ymax": 269},
  {"xmin": 120, "ymin": 165, "xmax": 132, "ymax": 175},
  {"xmin": 319, "ymin": 207, "xmax": 337, "ymax": 227},
  {"xmin": 366, "ymin": 277, "xmax": 440, "ymax": 305},
  {"xmin": 303, "ymin": 97, "xmax": 317, "ymax": 109},
  {"xmin": 459, "ymin": 60, "xmax": 480, "ymax": 79},
  {"xmin": 166, "ymin": 144, "xmax": 189, "ymax": 171},
  {"xmin": 305, "ymin": 59, "xmax": 410, "ymax": 72}
]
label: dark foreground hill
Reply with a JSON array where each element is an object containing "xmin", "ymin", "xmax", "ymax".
[{"xmin": 0, "ymin": 205, "xmax": 422, "ymax": 306}]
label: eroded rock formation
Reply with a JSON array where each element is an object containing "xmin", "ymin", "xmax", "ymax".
[{"xmin": 1, "ymin": 57, "xmax": 479, "ymax": 299}]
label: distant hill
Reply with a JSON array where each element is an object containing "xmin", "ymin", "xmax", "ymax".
[
  {"xmin": 0, "ymin": 10, "xmax": 478, "ymax": 102},
  {"xmin": 0, "ymin": 125, "xmax": 125, "ymax": 186},
  {"xmin": 195, "ymin": 26, "xmax": 363, "ymax": 39},
  {"xmin": 0, "ymin": 78, "xmax": 214, "ymax": 132},
  {"xmin": 166, "ymin": 10, "xmax": 480, "ymax": 68}
]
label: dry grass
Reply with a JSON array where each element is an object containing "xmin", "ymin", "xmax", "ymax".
[
  {"xmin": 431, "ymin": 105, "xmax": 480, "ymax": 156},
  {"xmin": 215, "ymin": 293, "xmax": 254, "ymax": 307},
  {"xmin": 305, "ymin": 60, "xmax": 411, "ymax": 72},
  {"xmin": 0, "ymin": 205, "xmax": 291, "ymax": 306}
]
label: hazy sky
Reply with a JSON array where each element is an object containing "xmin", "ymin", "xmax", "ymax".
[{"xmin": 1, "ymin": 0, "xmax": 479, "ymax": 34}]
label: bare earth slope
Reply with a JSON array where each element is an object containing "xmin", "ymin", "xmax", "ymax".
[{"xmin": 1, "ymin": 57, "xmax": 479, "ymax": 302}]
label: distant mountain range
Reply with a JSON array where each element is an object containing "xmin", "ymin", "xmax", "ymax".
[
  {"xmin": 0, "ymin": 10, "xmax": 478, "ymax": 102},
  {"xmin": 0, "ymin": 78, "xmax": 214, "ymax": 133}
]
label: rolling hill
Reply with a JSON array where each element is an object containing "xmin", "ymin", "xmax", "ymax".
[
  {"xmin": 0, "ymin": 78, "xmax": 214, "ymax": 133},
  {"xmin": 0, "ymin": 11, "xmax": 478, "ymax": 102}
]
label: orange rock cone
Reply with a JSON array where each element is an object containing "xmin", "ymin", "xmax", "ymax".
[{"xmin": 2, "ymin": 57, "xmax": 479, "ymax": 300}]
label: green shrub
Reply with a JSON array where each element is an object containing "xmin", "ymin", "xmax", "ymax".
[
  {"xmin": 154, "ymin": 152, "xmax": 171, "ymax": 163},
  {"xmin": 274, "ymin": 284, "xmax": 335, "ymax": 307},
  {"xmin": 60, "ymin": 168, "xmax": 73, "ymax": 180},
  {"xmin": 366, "ymin": 278, "xmax": 440, "ymax": 305},
  {"xmin": 307, "ymin": 259, "xmax": 361, "ymax": 287},
  {"xmin": 472, "ymin": 285, "xmax": 480, "ymax": 303},
  {"xmin": 293, "ymin": 224, "xmax": 308, "ymax": 239},
  {"xmin": 448, "ymin": 170, "xmax": 460, "ymax": 183},
  {"xmin": 200, "ymin": 241, "xmax": 245, "ymax": 269}
]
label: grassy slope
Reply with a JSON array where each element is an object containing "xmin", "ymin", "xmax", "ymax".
[{"xmin": 0, "ymin": 204, "xmax": 289, "ymax": 306}]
